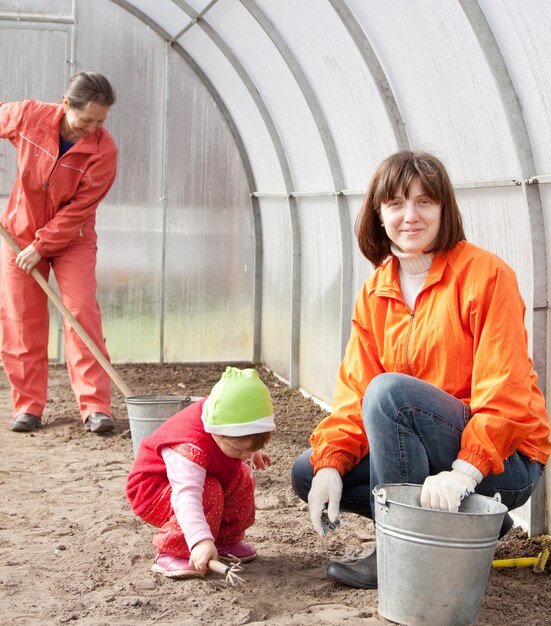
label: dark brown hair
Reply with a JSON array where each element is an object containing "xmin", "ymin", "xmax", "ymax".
[
  {"xmin": 64, "ymin": 71, "xmax": 116, "ymax": 109},
  {"xmin": 355, "ymin": 150, "xmax": 465, "ymax": 267}
]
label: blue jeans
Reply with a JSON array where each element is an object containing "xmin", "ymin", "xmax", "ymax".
[{"xmin": 292, "ymin": 373, "xmax": 544, "ymax": 518}]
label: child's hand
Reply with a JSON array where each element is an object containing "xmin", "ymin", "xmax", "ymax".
[
  {"xmin": 251, "ymin": 450, "xmax": 272, "ymax": 470},
  {"xmin": 189, "ymin": 539, "xmax": 217, "ymax": 573}
]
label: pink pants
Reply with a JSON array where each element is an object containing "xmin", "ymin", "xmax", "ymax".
[
  {"xmin": 140, "ymin": 463, "xmax": 256, "ymax": 558},
  {"xmin": 0, "ymin": 242, "xmax": 111, "ymax": 420}
]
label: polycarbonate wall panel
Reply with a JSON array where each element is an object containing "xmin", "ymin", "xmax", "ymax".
[
  {"xmin": 164, "ymin": 47, "xmax": 254, "ymax": 362},
  {"xmin": 0, "ymin": 20, "xmax": 68, "ymax": 360},
  {"xmin": 480, "ymin": 0, "xmax": 551, "ymax": 175},
  {"xmin": 205, "ymin": 0, "xmax": 333, "ymax": 192},
  {"xmin": 258, "ymin": 0, "xmax": 398, "ymax": 190},
  {"xmin": 76, "ymin": 0, "xmax": 167, "ymax": 361},
  {"xmin": 258, "ymin": 197, "xmax": 293, "ymax": 381},
  {"xmin": 456, "ymin": 186, "xmax": 534, "ymax": 346},
  {"xmin": 179, "ymin": 26, "xmax": 285, "ymax": 193},
  {"xmin": 0, "ymin": 23, "xmax": 67, "ymax": 193},
  {"xmin": 349, "ymin": 0, "xmax": 519, "ymax": 181},
  {"xmin": 298, "ymin": 197, "xmax": 343, "ymax": 403},
  {"xmin": 126, "ymin": 0, "xmax": 190, "ymax": 36},
  {"xmin": 0, "ymin": 0, "xmax": 70, "ymax": 13},
  {"xmin": 184, "ymin": 0, "xmax": 212, "ymax": 12}
]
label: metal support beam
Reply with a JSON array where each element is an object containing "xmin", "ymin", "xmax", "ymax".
[
  {"xmin": 328, "ymin": 0, "xmax": 409, "ymax": 151},
  {"xmin": 241, "ymin": 0, "xmax": 353, "ymax": 364}
]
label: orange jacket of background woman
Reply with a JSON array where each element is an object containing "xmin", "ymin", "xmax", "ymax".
[{"xmin": 0, "ymin": 99, "xmax": 117, "ymax": 253}]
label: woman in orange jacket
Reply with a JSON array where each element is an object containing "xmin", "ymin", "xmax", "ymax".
[
  {"xmin": 291, "ymin": 150, "xmax": 550, "ymax": 589},
  {"xmin": 0, "ymin": 72, "xmax": 118, "ymax": 434}
]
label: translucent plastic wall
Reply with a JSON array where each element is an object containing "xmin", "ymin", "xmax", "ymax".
[
  {"xmin": 0, "ymin": 0, "xmax": 255, "ymax": 364},
  {"xmin": 77, "ymin": 1, "xmax": 167, "ymax": 362}
]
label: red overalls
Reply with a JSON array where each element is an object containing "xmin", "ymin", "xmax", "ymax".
[{"xmin": 0, "ymin": 99, "xmax": 117, "ymax": 420}]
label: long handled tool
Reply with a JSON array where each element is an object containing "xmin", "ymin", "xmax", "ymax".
[{"xmin": 0, "ymin": 223, "xmax": 133, "ymax": 398}]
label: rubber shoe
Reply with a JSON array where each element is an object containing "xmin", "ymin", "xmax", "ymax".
[
  {"xmin": 499, "ymin": 513, "xmax": 514, "ymax": 539},
  {"xmin": 326, "ymin": 548, "xmax": 378, "ymax": 589},
  {"xmin": 151, "ymin": 553, "xmax": 204, "ymax": 579},
  {"xmin": 10, "ymin": 413, "xmax": 41, "ymax": 432},
  {"xmin": 217, "ymin": 541, "xmax": 257, "ymax": 562},
  {"xmin": 84, "ymin": 412, "xmax": 115, "ymax": 433}
]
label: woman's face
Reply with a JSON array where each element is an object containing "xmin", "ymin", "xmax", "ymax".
[
  {"xmin": 61, "ymin": 96, "xmax": 110, "ymax": 142},
  {"xmin": 380, "ymin": 177, "xmax": 442, "ymax": 255}
]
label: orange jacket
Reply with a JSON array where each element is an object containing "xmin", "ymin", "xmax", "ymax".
[
  {"xmin": 310, "ymin": 241, "xmax": 550, "ymax": 477},
  {"xmin": 0, "ymin": 99, "xmax": 117, "ymax": 255}
]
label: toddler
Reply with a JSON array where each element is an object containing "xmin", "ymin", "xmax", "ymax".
[{"xmin": 126, "ymin": 366, "xmax": 275, "ymax": 578}]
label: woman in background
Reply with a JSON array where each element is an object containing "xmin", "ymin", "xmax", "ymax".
[{"xmin": 0, "ymin": 71, "xmax": 118, "ymax": 434}]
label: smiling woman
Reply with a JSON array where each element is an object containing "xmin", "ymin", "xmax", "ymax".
[
  {"xmin": 0, "ymin": 71, "xmax": 118, "ymax": 435},
  {"xmin": 60, "ymin": 100, "xmax": 110, "ymax": 142},
  {"xmin": 291, "ymin": 150, "xmax": 550, "ymax": 590},
  {"xmin": 380, "ymin": 178, "xmax": 442, "ymax": 255},
  {"xmin": 60, "ymin": 72, "xmax": 115, "ymax": 142}
]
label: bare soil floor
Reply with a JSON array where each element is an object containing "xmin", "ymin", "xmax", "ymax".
[{"xmin": 0, "ymin": 362, "xmax": 549, "ymax": 626}]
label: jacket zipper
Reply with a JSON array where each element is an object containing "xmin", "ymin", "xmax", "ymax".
[
  {"xmin": 404, "ymin": 309, "xmax": 415, "ymax": 375},
  {"xmin": 42, "ymin": 150, "xmax": 61, "ymax": 218}
]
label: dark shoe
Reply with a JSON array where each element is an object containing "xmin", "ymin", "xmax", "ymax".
[
  {"xmin": 326, "ymin": 548, "xmax": 378, "ymax": 589},
  {"xmin": 499, "ymin": 513, "xmax": 514, "ymax": 539},
  {"xmin": 84, "ymin": 412, "xmax": 115, "ymax": 433},
  {"xmin": 10, "ymin": 413, "xmax": 41, "ymax": 432}
]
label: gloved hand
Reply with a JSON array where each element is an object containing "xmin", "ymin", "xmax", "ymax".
[
  {"xmin": 308, "ymin": 467, "xmax": 343, "ymax": 536},
  {"xmin": 420, "ymin": 469, "xmax": 477, "ymax": 512}
]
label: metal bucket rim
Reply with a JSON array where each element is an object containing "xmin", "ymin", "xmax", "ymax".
[
  {"xmin": 125, "ymin": 395, "xmax": 202, "ymax": 405},
  {"xmin": 373, "ymin": 482, "xmax": 508, "ymax": 516}
]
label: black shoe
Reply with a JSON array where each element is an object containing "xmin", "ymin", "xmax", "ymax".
[
  {"xmin": 326, "ymin": 549, "xmax": 378, "ymax": 589},
  {"xmin": 10, "ymin": 413, "xmax": 41, "ymax": 432},
  {"xmin": 499, "ymin": 513, "xmax": 514, "ymax": 539},
  {"xmin": 84, "ymin": 412, "xmax": 115, "ymax": 433}
]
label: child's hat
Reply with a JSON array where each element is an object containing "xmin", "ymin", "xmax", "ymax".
[{"xmin": 203, "ymin": 366, "xmax": 275, "ymax": 436}]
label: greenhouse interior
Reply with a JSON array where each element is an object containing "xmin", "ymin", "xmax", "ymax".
[{"xmin": 1, "ymin": 0, "xmax": 550, "ymax": 539}]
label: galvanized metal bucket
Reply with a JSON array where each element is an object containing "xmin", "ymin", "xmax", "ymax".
[
  {"xmin": 125, "ymin": 395, "xmax": 199, "ymax": 456},
  {"xmin": 373, "ymin": 483, "xmax": 507, "ymax": 626}
]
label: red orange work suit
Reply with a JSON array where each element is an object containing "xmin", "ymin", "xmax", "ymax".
[{"xmin": 0, "ymin": 99, "xmax": 117, "ymax": 421}]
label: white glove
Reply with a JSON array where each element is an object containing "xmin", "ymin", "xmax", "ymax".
[
  {"xmin": 308, "ymin": 467, "xmax": 343, "ymax": 536},
  {"xmin": 420, "ymin": 469, "xmax": 477, "ymax": 512}
]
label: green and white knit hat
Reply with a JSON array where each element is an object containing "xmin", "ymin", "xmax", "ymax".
[{"xmin": 202, "ymin": 366, "xmax": 275, "ymax": 436}]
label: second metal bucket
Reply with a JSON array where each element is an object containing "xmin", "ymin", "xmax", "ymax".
[
  {"xmin": 125, "ymin": 395, "xmax": 200, "ymax": 456},
  {"xmin": 373, "ymin": 483, "xmax": 507, "ymax": 626}
]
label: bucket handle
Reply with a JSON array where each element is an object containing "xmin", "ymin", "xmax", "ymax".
[
  {"xmin": 373, "ymin": 486, "xmax": 388, "ymax": 506},
  {"xmin": 374, "ymin": 486, "xmax": 502, "ymax": 503}
]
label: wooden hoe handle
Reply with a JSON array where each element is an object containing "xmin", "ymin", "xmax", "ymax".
[{"xmin": 0, "ymin": 223, "xmax": 133, "ymax": 398}]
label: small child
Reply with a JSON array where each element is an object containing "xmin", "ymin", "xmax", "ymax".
[{"xmin": 126, "ymin": 366, "xmax": 275, "ymax": 578}]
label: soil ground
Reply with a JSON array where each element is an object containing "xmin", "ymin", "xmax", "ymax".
[{"xmin": 0, "ymin": 362, "xmax": 549, "ymax": 625}]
